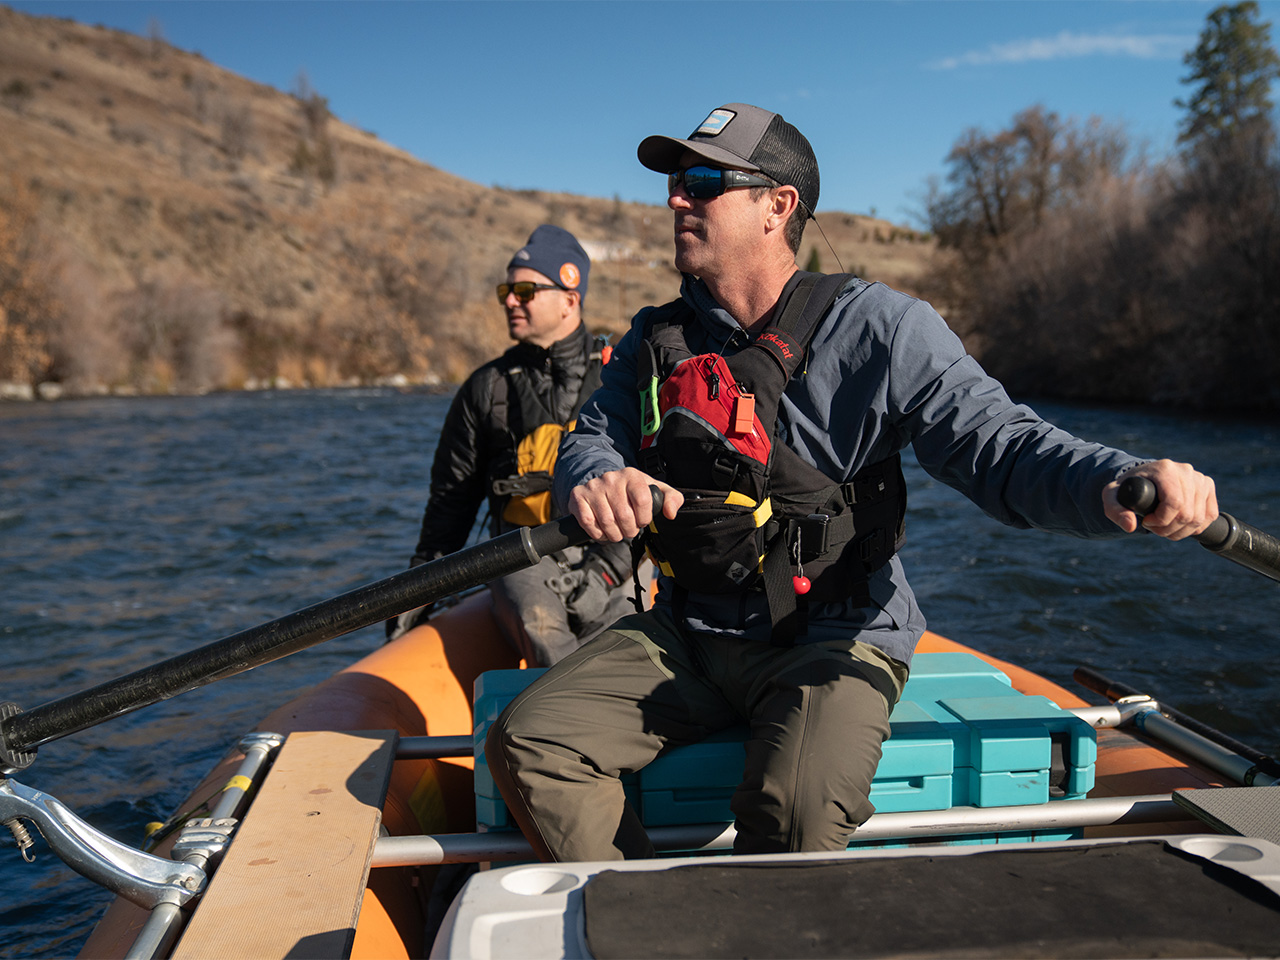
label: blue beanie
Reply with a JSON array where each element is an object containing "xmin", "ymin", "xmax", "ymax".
[{"xmin": 507, "ymin": 225, "xmax": 589, "ymax": 300}]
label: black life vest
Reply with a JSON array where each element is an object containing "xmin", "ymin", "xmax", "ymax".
[
  {"xmin": 489, "ymin": 338, "xmax": 607, "ymax": 529},
  {"xmin": 635, "ymin": 272, "xmax": 906, "ymax": 643}
]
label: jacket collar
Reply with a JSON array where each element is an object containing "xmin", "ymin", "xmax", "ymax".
[
  {"xmin": 680, "ymin": 273, "xmax": 811, "ymax": 339},
  {"xmin": 510, "ymin": 322, "xmax": 591, "ymax": 366}
]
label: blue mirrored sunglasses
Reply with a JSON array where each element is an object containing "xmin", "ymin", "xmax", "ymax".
[{"xmin": 667, "ymin": 165, "xmax": 777, "ymax": 200}]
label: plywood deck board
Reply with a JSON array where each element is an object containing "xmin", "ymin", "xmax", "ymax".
[{"xmin": 172, "ymin": 729, "xmax": 396, "ymax": 960}]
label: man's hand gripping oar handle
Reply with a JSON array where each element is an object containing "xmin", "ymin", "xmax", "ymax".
[
  {"xmin": 0, "ymin": 488, "xmax": 665, "ymax": 774},
  {"xmin": 1118, "ymin": 476, "xmax": 1280, "ymax": 583}
]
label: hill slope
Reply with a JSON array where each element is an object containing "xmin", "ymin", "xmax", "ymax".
[{"xmin": 0, "ymin": 6, "xmax": 936, "ymax": 397}]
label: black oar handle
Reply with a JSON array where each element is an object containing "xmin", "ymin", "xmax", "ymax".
[
  {"xmin": 1118, "ymin": 476, "xmax": 1280, "ymax": 583},
  {"xmin": 0, "ymin": 488, "xmax": 664, "ymax": 772}
]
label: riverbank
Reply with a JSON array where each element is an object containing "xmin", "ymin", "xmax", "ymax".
[{"xmin": 0, "ymin": 372, "xmax": 447, "ymax": 401}]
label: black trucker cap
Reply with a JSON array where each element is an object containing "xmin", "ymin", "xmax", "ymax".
[{"xmin": 637, "ymin": 103, "xmax": 820, "ymax": 216}]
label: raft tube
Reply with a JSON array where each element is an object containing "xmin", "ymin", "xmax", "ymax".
[{"xmin": 81, "ymin": 599, "xmax": 1228, "ymax": 958}]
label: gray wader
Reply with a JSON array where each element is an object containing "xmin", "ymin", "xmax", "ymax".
[
  {"xmin": 485, "ymin": 608, "xmax": 907, "ymax": 861},
  {"xmin": 490, "ymin": 544, "xmax": 647, "ymax": 667}
]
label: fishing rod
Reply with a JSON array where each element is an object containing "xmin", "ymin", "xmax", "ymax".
[
  {"xmin": 0, "ymin": 492, "xmax": 661, "ymax": 774},
  {"xmin": 1117, "ymin": 476, "xmax": 1280, "ymax": 583}
]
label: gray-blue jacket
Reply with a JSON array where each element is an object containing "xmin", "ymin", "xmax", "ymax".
[{"xmin": 554, "ymin": 274, "xmax": 1140, "ymax": 665}]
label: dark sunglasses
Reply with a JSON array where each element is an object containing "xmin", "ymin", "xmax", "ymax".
[
  {"xmin": 496, "ymin": 281, "xmax": 560, "ymax": 304},
  {"xmin": 668, "ymin": 165, "xmax": 777, "ymax": 200}
]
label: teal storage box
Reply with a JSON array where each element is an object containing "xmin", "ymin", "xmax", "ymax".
[
  {"xmin": 636, "ymin": 727, "xmax": 749, "ymax": 826},
  {"xmin": 473, "ymin": 668, "xmax": 642, "ymax": 829},
  {"xmin": 866, "ymin": 699, "xmax": 956, "ymax": 814},
  {"xmin": 473, "ymin": 668, "xmax": 548, "ymax": 820},
  {"xmin": 928, "ymin": 693, "xmax": 1098, "ymax": 807},
  {"xmin": 471, "ymin": 652, "xmax": 1096, "ymax": 830}
]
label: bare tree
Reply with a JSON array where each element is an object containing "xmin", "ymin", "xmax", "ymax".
[
  {"xmin": 219, "ymin": 99, "xmax": 254, "ymax": 165},
  {"xmin": 289, "ymin": 70, "xmax": 336, "ymax": 189}
]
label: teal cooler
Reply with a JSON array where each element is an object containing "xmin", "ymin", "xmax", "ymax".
[
  {"xmin": 473, "ymin": 668, "xmax": 642, "ymax": 830},
  {"xmin": 894, "ymin": 654, "xmax": 1097, "ymax": 808},
  {"xmin": 472, "ymin": 652, "xmax": 1096, "ymax": 832},
  {"xmin": 473, "ymin": 669, "xmax": 546, "ymax": 830}
]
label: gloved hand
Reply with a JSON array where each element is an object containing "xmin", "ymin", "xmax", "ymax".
[
  {"xmin": 384, "ymin": 555, "xmax": 434, "ymax": 643},
  {"xmin": 384, "ymin": 603, "xmax": 432, "ymax": 643}
]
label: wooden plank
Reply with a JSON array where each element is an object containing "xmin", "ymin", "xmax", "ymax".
[{"xmin": 173, "ymin": 729, "xmax": 396, "ymax": 960}]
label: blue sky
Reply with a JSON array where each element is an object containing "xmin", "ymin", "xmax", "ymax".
[{"xmin": 9, "ymin": 1, "xmax": 1280, "ymax": 224}]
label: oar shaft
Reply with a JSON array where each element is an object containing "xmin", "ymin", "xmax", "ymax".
[
  {"xmin": 1195, "ymin": 512, "xmax": 1280, "ymax": 583},
  {"xmin": 1118, "ymin": 476, "xmax": 1280, "ymax": 583},
  {"xmin": 1, "ymin": 516, "xmax": 587, "ymax": 760},
  {"xmin": 1074, "ymin": 665, "xmax": 1280, "ymax": 779}
]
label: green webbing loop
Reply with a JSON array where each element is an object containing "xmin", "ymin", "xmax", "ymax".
[{"xmin": 641, "ymin": 377, "xmax": 661, "ymax": 437}]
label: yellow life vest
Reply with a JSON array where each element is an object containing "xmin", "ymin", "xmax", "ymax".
[
  {"xmin": 500, "ymin": 419, "xmax": 576, "ymax": 526},
  {"xmin": 489, "ymin": 341, "xmax": 606, "ymax": 529}
]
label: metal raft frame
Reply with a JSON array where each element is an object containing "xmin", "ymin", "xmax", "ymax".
[{"xmin": 1, "ymin": 690, "xmax": 1277, "ymax": 959}]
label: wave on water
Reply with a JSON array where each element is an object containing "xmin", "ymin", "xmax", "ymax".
[{"xmin": 0, "ymin": 389, "xmax": 1276, "ymax": 956}]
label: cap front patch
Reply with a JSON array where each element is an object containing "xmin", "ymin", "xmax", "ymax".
[
  {"xmin": 695, "ymin": 109, "xmax": 736, "ymax": 137},
  {"xmin": 559, "ymin": 262, "xmax": 581, "ymax": 289}
]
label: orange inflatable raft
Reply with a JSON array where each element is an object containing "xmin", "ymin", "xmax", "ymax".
[{"xmin": 80, "ymin": 595, "xmax": 1234, "ymax": 959}]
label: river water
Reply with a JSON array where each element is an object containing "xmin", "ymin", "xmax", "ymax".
[{"xmin": 0, "ymin": 389, "xmax": 1277, "ymax": 957}]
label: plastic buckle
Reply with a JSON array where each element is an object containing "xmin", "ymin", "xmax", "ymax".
[
  {"xmin": 842, "ymin": 476, "xmax": 888, "ymax": 505},
  {"xmin": 711, "ymin": 458, "xmax": 740, "ymax": 489},
  {"xmin": 798, "ymin": 514, "xmax": 830, "ymax": 556},
  {"xmin": 858, "ymin": 529, "xmax": 884, "ymax": 563},
  {"xmin": 639, "ymin": 447, "xmax": 664, "ymax": 478},
  {"xmin": 785, "ymin": 516, "xmax": 828, "ymax": 560}
]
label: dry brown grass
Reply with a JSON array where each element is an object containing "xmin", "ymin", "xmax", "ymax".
[{"xmin": 0, "ymin": 5, "xmax": 937, "ymax": 395}]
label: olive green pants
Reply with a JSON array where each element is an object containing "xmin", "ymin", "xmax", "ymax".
[{"xmin": 484, "ymin": 609, "xmax": 907, "ymax": 861}]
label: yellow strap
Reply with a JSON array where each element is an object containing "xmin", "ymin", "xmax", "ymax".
[
  {"xmin": 222, "ymin": 775, "xmax": 253, "ymax": 793},
  {"xmin": 723, "ymin": 492, "xmax": 773, "ymax": 528},
  {"xmin": 753, "ymin": 497, "xmax": 773, "ymax": 527}
]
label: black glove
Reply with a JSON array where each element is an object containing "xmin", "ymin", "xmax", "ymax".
[
  {"xmin": 383, "ymin": 555, "xmax": 434, "ymax": 643},
  {"xmin": 384, "ymin": 604, "xmax": 431, "ymax": 642}
]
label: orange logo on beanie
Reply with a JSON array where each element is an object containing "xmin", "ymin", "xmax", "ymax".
[{"xmin": 559, "ymin": 263, "xmax": 581, "ymax": 289}]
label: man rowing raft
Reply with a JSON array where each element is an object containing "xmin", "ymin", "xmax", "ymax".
[{"xmin": 486, "ymin": 102, "xmax": 1218, "ymax": 860}]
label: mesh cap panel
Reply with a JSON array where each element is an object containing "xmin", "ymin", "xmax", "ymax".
[{"xmin": 752, "ymin": 115, "xmax": 820, "ymax": 215}]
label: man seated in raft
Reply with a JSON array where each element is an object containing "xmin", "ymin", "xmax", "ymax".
[
  {"xmin": 391, "ymin": 225, "xmax": 640, "ymax": 667},
  {"xmin": 484, "ymin": 103, "xmax": 1219, "ymax": 859}
]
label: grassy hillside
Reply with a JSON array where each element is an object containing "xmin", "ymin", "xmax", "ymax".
[{"xmin": 0, "ymin": 5, "xmax": 936, "ymax": 397}]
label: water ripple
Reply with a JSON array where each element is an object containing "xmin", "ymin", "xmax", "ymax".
[{"xmin": 1, "ymin": 392, "xmax": 1277, "ymax": 956}]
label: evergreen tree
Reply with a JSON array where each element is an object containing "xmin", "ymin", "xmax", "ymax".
[
  {"xmin": 1176, "ymin": 2, "xmax": 1280, "ymax": 148},
  {"xmin": 1172, "ymin": 2, "xmax": 1280, "ymax": 409}
]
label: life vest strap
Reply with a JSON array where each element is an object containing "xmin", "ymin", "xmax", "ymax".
[
  {"xmin": 636, "ymin": 272, "xmax": 906, "ymax": 643},
  {"xmin": 492, "ymin": 471, "xmax": 553, "ymax": 497}
]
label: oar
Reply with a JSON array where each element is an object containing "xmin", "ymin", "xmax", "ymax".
[
  {"xmin": 1118, "ymin": 476, "xmax": 1280, "ymax": 583},
  {"xmin": 0, "ymin": 492, "xmax": 649, "ymax": 773},
  {"xmin": 1074, "ymin": 665, "xmax": 1280, "ymax": 781}
]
